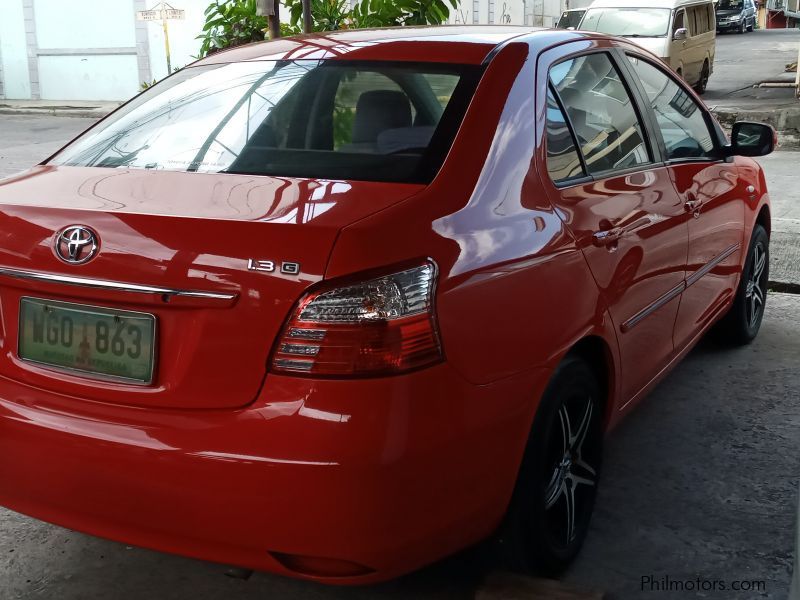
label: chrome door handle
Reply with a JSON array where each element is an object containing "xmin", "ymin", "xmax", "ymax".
[
  {"xmin": 685, "ymin": 199, "xmax": 701, "ymax": 212},
  {"xmin": 593, "ymin": 227, "xmax": 624, "ymax": 246}
]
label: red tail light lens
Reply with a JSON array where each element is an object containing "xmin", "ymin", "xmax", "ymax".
[{"xmin": 271, "ymin": 262, "xmax": 442, "ymax": 377}]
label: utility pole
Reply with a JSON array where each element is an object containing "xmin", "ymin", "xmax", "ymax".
[
  {"xmin": 256, "ymin": 0, "xmax": 281, "ymax": 39},
  {"xmin": 302, "ymin": 0, "xmax": 313, "ymax": 33}
]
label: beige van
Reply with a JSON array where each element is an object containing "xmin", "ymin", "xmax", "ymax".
[{"xmin": 579, "ymin": 0, "xmax": 716, "ymax": 93}]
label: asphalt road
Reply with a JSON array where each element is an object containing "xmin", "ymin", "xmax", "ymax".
[
  {"xmin": 0, "ymin": 115, "xmax": 799, "ymax": 600},
  {"xmin": 704, "ymin": 28, "xmax": 800, "ymax": 101}
]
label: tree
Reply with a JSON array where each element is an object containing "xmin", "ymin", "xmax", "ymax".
[{"xmin": 198, "ymin": 0, "xmax": 458, "ymax": 57}]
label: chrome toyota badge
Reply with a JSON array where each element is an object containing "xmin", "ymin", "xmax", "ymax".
[{"xmin": 55, "ymin": 226, "xmax": 99, "ymax": 264}]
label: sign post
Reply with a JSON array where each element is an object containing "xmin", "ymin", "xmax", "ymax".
[{"xmin": 136, "ymin": 2, "xmax": 186, "ymax": 74}]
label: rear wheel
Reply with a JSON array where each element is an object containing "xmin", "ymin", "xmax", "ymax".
[
  {"xmin": 497, "ymin": 356, "xmax": 603, "ymax": 575},
  {"xmin": 694, "ymin": 60, "xmax": 710, "ymax": 94},
  {"xmin": 747, "ymin": 18, "xmax": 755, "ymax": 31},
  {"xmin": 714, "ymin": 224, "xmax": 769, "ymax": 345}
]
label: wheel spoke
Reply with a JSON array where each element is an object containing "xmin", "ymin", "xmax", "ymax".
[
  {"xmin": 753, "ymin": 249, "xmax": 765, "ymax": 281},
  {"xmin": 753, "ymin": 284, "xmax": 763, "ymax": 306},
  {"xmin": 564, "ymin": 482, "xmax": 577, "ymax": 544},
  {"xmin": 573, "ymin": 457, "xmax": 597, "ymax": 479},
  {"xmin": 571, "ymin": 398, "xmax": 593, "ymax": 453},
  {"xmin": 568, "ymin": 472, "xmax": 596, "ymax": 489},
  {"xmin": 750, "ymin": 291, "xmax": 758, "ymax": 326},
  {"xmin": 545, "ymin": 477, "xmax": 565, "ymax": 510},
  {"xmin": 557, "ymin": 405, "xmax": 571, "ymax": 456}
]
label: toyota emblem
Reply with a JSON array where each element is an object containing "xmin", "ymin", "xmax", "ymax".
[{"xmin": 55, "ymin": 226, "xmax": 99, "ymax": 265}]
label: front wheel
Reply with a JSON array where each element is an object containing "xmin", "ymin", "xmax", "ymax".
[
  {"xmin": 497, "ymin": 356, "xmax": 603, "ymax": 575},
  {"xmin": 714, "ymin": 224, "xmax": 769, "ymax": 345},
  {"xmin": 738, "ymin": 20, "xmax": 746, "ymax": 33}
]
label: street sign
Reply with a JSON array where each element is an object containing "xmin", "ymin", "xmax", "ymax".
[
  {"xmin": 136, "ymin": 3, "xmax": 185, "ymax": 21},
  {"xmin": 135, "ymin": 3, "xmax": 185, "ymax": 73}
]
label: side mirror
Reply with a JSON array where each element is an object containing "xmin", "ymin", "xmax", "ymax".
[
  {"xmin": 673, "ymin": 27, "xmax": 688, "ymax": 40},
  {"xmin": 727, "ymin": 121, "xmax": 777, "ymax": 157}
]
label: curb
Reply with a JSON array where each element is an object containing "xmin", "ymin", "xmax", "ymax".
[
  {"xmin": 769, "ymin": 281, "xmax": 800, "ymax": 294},
  {"xmin": 0, "ymin": 106, "xmax": 116, "ymax": 119},
  {"xmin": 710, "ymin": 104, "xmax": 800, "ymax": 147}
]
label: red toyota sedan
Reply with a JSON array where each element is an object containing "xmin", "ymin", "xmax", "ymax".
[{"xmin": 0, "ymin": 26, "xmax": 774, "ymax": 583}]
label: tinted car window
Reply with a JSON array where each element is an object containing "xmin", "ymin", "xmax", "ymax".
[
  {"xmin": 550, "ymin": 53, "xmax": 650, "ymax": 176},
  {"xmin": 545, "ymin": 86, "xmax": 585, "ymax": 183},
  {"xmin": 627, "ymin": 56, "xmax": 715, "ymax": 160},
  {"xmin": 49, "ymin": 61, "xmax": 477, "ymax": 184}
]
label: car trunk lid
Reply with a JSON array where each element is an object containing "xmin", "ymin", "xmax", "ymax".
[{"xmin": 0, "ymin": 166, "xmax": 423, "ymax": 409}]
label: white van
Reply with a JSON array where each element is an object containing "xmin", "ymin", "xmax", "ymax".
[{"xmin": 578, "ymin": 0, "xmax": 716, "ymax": 93}]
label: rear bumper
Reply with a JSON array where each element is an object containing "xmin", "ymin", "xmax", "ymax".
[{"xmin": 0, "ymin": 363, "xmax": 549, "ymax": 584}]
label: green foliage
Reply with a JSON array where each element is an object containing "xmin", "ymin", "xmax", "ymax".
[
  {"xmin": 351, "ymin": 0, "xmax": 457, "ymax": 28},
  {"xmin": 197, "ymin": 0, "xmax": 268, "ymax": 58},
  {"xmin": 197, "ymin": 0, "xmax": 457, "ymax": 57},
  {"xmin": 284, "ymin": 0, "xmax": 351, "ymax": 31}
]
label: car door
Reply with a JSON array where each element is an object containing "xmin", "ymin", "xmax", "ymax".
[
  {"xmin": 683, "ymin": 5, "xmax": 701, "ymax": 83},
  {"xmin": 670, "ymin": 8, "xmax": 688, "ymax": 76},
  {"xmin": 624, "ymin": 53, "xmax": 746, "ymax": 350},
  {"xmin": 537, "ymin": 46, "xmax": 689, "ymax": 405}
]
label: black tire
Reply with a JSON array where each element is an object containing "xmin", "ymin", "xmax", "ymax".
[
  {"xmin": 694, "ymin": 60, "xmax": 710, "ymax": 95},
  {"xmin": 738, "ymin": 20, "xmax": 745, "ymax": 33},
  {"xmin": 497, "ymin": 356, "xmax": 603, "ymax": 576},
  {"xmin": 714, "ymin": 224, "xmax": 769, "ymax": 345}
]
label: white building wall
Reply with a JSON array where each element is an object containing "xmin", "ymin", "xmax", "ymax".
[
  {"xmin": 1, "ymin": 0, "xmax": 572, "ymax": 101},
  {"xmin": 0, "ymin": 0, "xmax": 31, "ymax": 98},
  {"xmin": 448, "ymin": 0, "xmax": 567, "ymax": 28},
  {"xmin": 33, "ymin": 0, "xmax": 142, "ymax": 101},
  {"xmin": 145, "ymin": 0, "xmax": 209, "ymax": 81}
]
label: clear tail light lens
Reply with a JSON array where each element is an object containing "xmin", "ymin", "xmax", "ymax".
[{"xmin": 271, "ymin": 262, "xmax": 442, "ymax": 377}]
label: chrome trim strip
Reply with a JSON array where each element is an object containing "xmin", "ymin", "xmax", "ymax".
[
  {"xmin": 621, "ymin": 242, "xmax": 742, "ymax": 333},
  {"xmin": 0, "ymin": 267, "xmax": 237, "ymax": 301},
  {"xmin": 621, "ymin": 281, "xmax": 686, "ymax": 333},
  {"xmin": 685, "ymin": 242, "xmax": 741, "ymax": 288}
]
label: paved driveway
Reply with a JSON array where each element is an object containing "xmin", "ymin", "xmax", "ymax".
[
  {"xmin": 0, "ymin": 115, "xmax": 798, "ymax": 600},
  {"xmin": 704, "ymin": 28, "xmax": 800, "ymax": 101}
]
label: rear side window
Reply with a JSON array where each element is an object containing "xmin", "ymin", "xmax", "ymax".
[
  {"xmin": 545, "ymin": 87, "xmax": 585, "ymax": 183},
  {"xmin": 627, "ymin": 56, "xmax": 715, "ymax": 160},
  {"xmin": 549, "ymin": 53, "xmax": 650, "ymax": 176},
  {"xmin": 49, "ymin": 61, "xmax": 479, "ymax": 184}
]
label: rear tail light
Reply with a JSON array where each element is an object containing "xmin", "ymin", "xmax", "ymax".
[{"xmin": 271, "ymin": 262, "xmax": 442, "ymax": 377}]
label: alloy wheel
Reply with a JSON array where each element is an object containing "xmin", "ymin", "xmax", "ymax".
[
  {"xmin": 745, "ymin": 241, "xmax": 767, "ymax": 330},
  {"xmin": 543, "ymin": 394, "xmax": 600, "ymax": 547}
]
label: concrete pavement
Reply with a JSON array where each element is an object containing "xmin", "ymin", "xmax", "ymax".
[{"xmin": 756, "ymin": 152, "xmax": 800, "ymax": 287}]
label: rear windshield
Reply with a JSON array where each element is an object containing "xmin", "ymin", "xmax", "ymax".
[
  {"xmin": 49, "ymin": 60, "xmax": 481, "ymax": 184},
  {"xmin": 580, "ymin": 8, "xmax": 672, "ymax": 37}
]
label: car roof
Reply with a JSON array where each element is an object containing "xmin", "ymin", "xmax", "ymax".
[
  {"xmin": 587, "ymin": 0, "xmax": 710, "ymax": 8},
  {"xmin": 194, "ymin": 26, "xmax": 592, "ymax": 66}
]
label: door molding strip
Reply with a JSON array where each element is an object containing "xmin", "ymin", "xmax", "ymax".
[{"xmin": 621, "ymin": 242, "xmax": 741, "ymax": 333}]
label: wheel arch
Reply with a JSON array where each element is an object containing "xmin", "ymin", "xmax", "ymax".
[
  {"xmin": 756, "ymin": 203, "xmax": 771, "ymax": 237},
  {"xmin": 565, "ymin": 335, "xmax": 616, "ymax": 431}
]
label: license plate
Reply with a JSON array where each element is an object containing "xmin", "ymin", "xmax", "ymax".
[{"xmin": 18, "ymin": 298, "xmax": 156, "ymax": 384}]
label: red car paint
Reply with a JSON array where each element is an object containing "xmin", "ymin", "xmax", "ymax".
[{"xmin": 0, "ymin": 27, "xmax": 770, "ymax": 583}]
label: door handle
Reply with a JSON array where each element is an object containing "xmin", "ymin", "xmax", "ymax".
[
  {"xmin": 684, "ymin": 192, "xmax": 702, "ymax": 215},
  {"xmin": 593, "ymin": 227, "xmax": 624, "ymax": 246}
]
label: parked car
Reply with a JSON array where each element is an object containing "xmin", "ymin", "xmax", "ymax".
[
  {"xmin": 716, "ymin": 0, "xmax": 757, "ymax": 32},
  {"xmin": 557, "ymin": 8, "xmax": 588, "ymax": 28},
  {"xmin": 579, "ymin": 0, "xmax": 717, "ymax": 93},
  {"xmin": 0, "ymin": 26, "xmax": 774, "ymax": 583}
]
